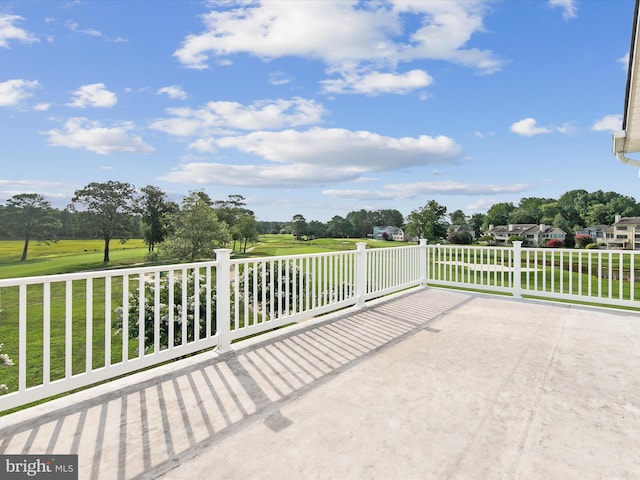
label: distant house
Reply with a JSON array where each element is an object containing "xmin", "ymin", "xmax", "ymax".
[
  {"xmin": 372, "ymin": 226, "xmax": 408, "ymax": 241},
  {"xmin": 484, "ymin": 224, "xmax": 566, "ymax": 247},
  {"xmin": 605, "ymin": 215, "xmax": 640, "ymax": 250},
  {"xmin": 448, "ymin": 224, "xmax": 476, "ymax": 241},
  {"xmin": 575, "ymin": 225, "xmax": 608, "ymax": 246}
]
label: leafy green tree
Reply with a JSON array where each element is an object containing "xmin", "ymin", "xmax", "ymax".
[
  {"xmin": 406, "ymin": 200, "xmax": 448, "ymax": 242},
  {"xmin": 214, "ymin": 194, "xmax": 252, "ymax": 228},
  {"xmin": 69, "ymin": 181, "xmax": 138, "ymax": 263},
  {"xmin": 482, "ymin": 202, "xmax": 515, "ymax": 229},
  {"xmin": 307, "ymin": 220, "xmax": 326, "ymax": 239},
  {"xmin": 159, "ymin": 190, "xmax": 231, "ymax": 262},
  {"xmin": 214, "ymin": 194, "xmax": 257, "ymax": 250},
  {"xmin": 449, "ymin": 209, "xmax": 467, "ymax": 226},
  {"xmin": 233, "ymin": 214, "xmax": 259, "ymax": 253},
  {"xmin": 557, "ymin": 189, "xmax": 589, "ymax": 227},
  {"xmin": 2, "ymin": 193, "xmax": 61, "ymax": 261},
  {"xmin": 292, "ymin": 214, "xmax": 308, "ymax": 239},
  {"xmin": 346, "ymin": 209, "xmax": 374, "ymax": 237},
  {"xmin": 326, "ymin": 215, "xmax": 355, "ymax": 238},
  {"xmin": 469, "ymin": 213, "xmax": 486, "ymax": 238},
  {"xmin": 59, "ymin": 208, "xmax": 74, "ymax": 238},
  {"xmin": 540, "ymin": 202, "xmax": 561, "ymax": 226},
  {"xmin": 509, "ymin": 197, "xmax": 554, "ymax": 224},
  {"xmin": 371, "ymin": 209, "xmax": 405, "ymax": 227},
  {"xmin": 137, "ymin": 185, "xmax": 178, "ymax": 253},
  {"xmin": 448, "ymin": 231, "xmax": 473, "ymax": 244}
]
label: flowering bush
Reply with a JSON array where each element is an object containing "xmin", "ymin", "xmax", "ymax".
[
  {"xmin": 240, "ymin": 263, "xmax": 306, "ymax": 314},
  {"xmin": 546, "ymin": 238, "xmax": 564, "ymax": 248},
  {"xmin": 574, "ymin": 234, "xmax": 594, "ymax": 249},
  {"xmin": 115, "ymin": 272, "xmax": 217, "ymax": 352},
  {"xmin": 0, "ymin": 343, "xmax": 14, "ymax": 394}
]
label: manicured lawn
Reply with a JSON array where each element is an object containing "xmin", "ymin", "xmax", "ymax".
[{"xmin": 0, "ymin": 239, "xmax": 148, "ymax": 279}]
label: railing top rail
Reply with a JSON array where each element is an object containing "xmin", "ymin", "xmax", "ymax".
[
  {"xmin": 230, "ymin": 248, "xmax": 357, "ymax": 265},
  {"xmin": 229, "ymin": 243, "xmax": 422, "ymax": 266},
  {"xmin": 0, "ymin": 259, "xmax": 219, "ymax": 287}
]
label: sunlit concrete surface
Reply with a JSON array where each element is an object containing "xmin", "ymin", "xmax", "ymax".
[{"xmin": 1, "ymin": 288, "xmax": 639, "ymax": 479}]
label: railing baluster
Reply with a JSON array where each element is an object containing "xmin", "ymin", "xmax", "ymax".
[
  {"xmin": 122, "ymin": 275, "xmax": 129, "ymax": 361},
  {"xmin": 105, "ymin": 277, "xmax": 111, "ymax": 367},
  {"xmin": 43, "ymin": 282, "xmax": 50, "ymax": 386},
  {"xmin": 86, "ymin": 278, "xmax": 93, "ymax": 373},
  {"xmin": 65, "ymin": 280, "xmax": 72, "ymax": 379},
  {"xmin": 18, "ymin": 284, "xmax": 26, "ymax": 392}
]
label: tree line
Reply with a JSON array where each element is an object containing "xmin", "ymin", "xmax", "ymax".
[
  {"xmin": 287, "ymin": 190, "xmax": 640, "ymax": 248},
  {"xmin": 0, "ymin": 181, "xmax": 259, "ymax": 263},
  {"xmin": 2, "ymin": 183, "xmax": 639, "ymax": 262}
]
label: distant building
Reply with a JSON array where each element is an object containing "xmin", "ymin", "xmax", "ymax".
[
  {"xmin": 484, "ymin": 224, "xmax": 566, "ymax": 247},
  {"xmin": 448, "ymin": 224, "xmax": 476, "ymax": 241},
  {"xmin": 575, "ymin": 225, "xmax": 608, "ymax": 246},
  {"xmin": 372, "ymin": 226, "xmax": 409, "ymax": 241},
  {"xmin": 606, "ymin": 215, "xmax": 640, "ymax": 250}
]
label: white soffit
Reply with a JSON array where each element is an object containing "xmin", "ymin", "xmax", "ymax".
[{"xmin": 623, "ymin": 0, "xmax": 640, "ymax": 154}]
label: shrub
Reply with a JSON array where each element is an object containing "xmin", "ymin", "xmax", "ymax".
[
  {"xmin": 546, "ymin": 238, "xmax": 563, "ymax": 248},
  {"xmin": 0, "ymin": 343, "xmax": 14, "ymax": 394},
  {"xmin": 448, "ymin": 231, "xmax": 473, "ymax": 244},
  {"xmin": 478, "ymin": 234, "xmax": 495, "ymax": 245},
  {"xmin": 575, "ymin": 234, "xmax": 594, "ymax": 249},
  {"xmin": 115, "ymin": 271, "xmax": 216, "ymax": 352},
  {"xmin": 585, "ymin": 242, "xmax": 600, "ymax": 249},
  {"xmin": 508, "ymin": 235, "xmax": 525, "ymax": 245}
]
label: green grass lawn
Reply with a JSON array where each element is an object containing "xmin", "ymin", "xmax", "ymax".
[{"xmin": 0, "ymin": 239, "xmax": 149, "ymax": 279}]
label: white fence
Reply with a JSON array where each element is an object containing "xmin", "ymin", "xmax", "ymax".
[
  {"xmin": 427, "ymin": 241, "xmax": 640, "ymax": 307},
  {"xmin": 0, "ymin": 242, "xmax": 426, "ymax": 411},
  {"xmin": 1, "ymin": 239, "xmax": 639, "ymax": 412}
]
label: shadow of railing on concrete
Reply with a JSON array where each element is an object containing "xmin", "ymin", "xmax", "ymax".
[{"xmin": 0, "ymin": 289, "xmax": 470, "ymax": 480}]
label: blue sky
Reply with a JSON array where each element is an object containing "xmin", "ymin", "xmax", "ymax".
[{"xmin": 0, "ymin": 0, "xmax": 636, "ymax": 222}]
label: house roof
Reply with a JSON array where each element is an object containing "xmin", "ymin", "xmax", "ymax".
[
  {"xmin": 614, "ymin": 216, "xmax": 640, "ymax": 225},
  {"xmin": 487, "ymin": 224, "xmax": 537, "ymax": 235},
  {"xmin": 613, "ymin": 0, "xmax": 640, "ymax": 165},
  {"xmin": 486, "ymin": 224, "xmax": 566, "ymax": 235}
]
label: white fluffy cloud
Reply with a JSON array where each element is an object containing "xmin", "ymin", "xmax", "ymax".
[
  {"xmin": 159, "ymin": 127, "xmax": 461, "ymax": 186},
  {"xmin": 157, "ymin": 85, "xmax": 187, "ymax": 100},
  {"xmin": 150, "ymin": 97, "xmax": 326, "ymax": 137},
  {"xmin": 213, "ymin": 128, "xmax": 460, "ymax": 168},
  {"xmin": 0, "ymin": 79, "xmax": 39, "ymax": 106},
  {"xmin": 174, "ymin": 1, "xmax": 502, "ymax": 83},
  {"xmin": 44, "ymin": 117, "xmax": 154, "ymax": 155},
  {"xmin": 0, "ymin": 15, "xmax": 38, "ymax": 48},
  {"xmin": 67, "ymin": 83, "xmax": 118, "ymax": 108},
  {"xmin": 548, "ymin": 0, "xmax": 578, "ymax": 20},
  {"xmin": 510, "ymin": 117, "xmax": 553, "ymax": 137},
  {"xmin": 322, "ymin": 69, "xmax": 433, "ymax": 95},
  {"xmin": 592, "ymin": 114, "xmax": 622, "ymax": 132}
]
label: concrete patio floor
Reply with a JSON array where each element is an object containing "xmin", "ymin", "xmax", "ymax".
[{"xmin": 1, "ymin": 287, "xmax": 639, "ymax": 479}]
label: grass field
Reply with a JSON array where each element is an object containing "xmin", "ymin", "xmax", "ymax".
[
  {"xmin": 0, "ymin": 239, "xmax": 149, "ymax": 279},
  {"xmin": 0, "ymin": 236, "xmax": 394, "ymax": 279}
]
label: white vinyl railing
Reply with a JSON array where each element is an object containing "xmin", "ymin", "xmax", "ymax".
[
  {"xmin": 2, "ymin": 239, "xmax": 639, "ymax": 412},
  {"xmin": 426, "ymin": 241, "xmax": 640, "ymax": 307},
  {"xmin": 0, "ymin": 242, "xmax": 426, "ymax": 411}
]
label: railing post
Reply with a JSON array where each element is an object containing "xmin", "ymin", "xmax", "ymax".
[
  {"xmin": 419, "ymin": 238, "xmax": 428, "ymax": 287},
  {"xmin": 215, "ymin": 248, "xmax": 234, "ymax": 354},
  {"xmin": 512, "ymin": 241, "xmax": 522, "ymax": 298},
  {"xmin": 355, "ymin": 242, "xmax": 367, "ymax": 308}
]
